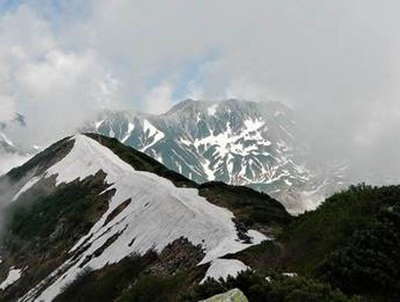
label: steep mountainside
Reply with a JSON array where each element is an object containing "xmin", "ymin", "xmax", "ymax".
[
  {"xmin": 0, "ymin": 133, "xmax": 396, "ymax": 301},
  {"xmin": 84, "ymin": 99, "xmax": 344, "ymax": 213},
  {"xmin": 0, "ymin": 133, "xmax": 290, "ymax": 301},
  {"xmin": 189, "ymin": 184, "xmax": 400, "ymax": 302}
]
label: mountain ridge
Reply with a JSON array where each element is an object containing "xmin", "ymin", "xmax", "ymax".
[
  {"xmin": 0, "ymin": 133, "xmax": 290, "ymax": 301},
  {"xmin": 0, "ymin": 133, "xmax": 398, "ymax": 301}
]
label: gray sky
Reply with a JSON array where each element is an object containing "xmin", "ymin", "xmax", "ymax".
[{"xmin": 0, "ymin": 0, "xmax": 399, "ymax": 179}]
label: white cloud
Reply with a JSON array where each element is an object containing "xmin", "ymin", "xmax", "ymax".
[
  {"xmin": 0, "ymin": 0, "xmax": 399, "ymax": 179},
  {"xmin": 0, "ymin": 4, "xmax": 122, "ymax": 145},
  {"xmin": 0, "ymin": 153, "xmax": 30, "ymax": 176},
  {"xmin": 0, "ymin": 95, "xmax": 15, "ymax": 122},
  {"xmin": 143, "ymin": 82, "xmax": 174, "ymax": 115}
]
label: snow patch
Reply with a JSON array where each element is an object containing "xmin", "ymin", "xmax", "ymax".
[
  {"xmin": 0, "ymin": 267, "xmax": 22, "ymax": 290},
  {"xmin": 202, "ymin": 159, "xmax": 215, "ymax": 181},
  {"xmin": 207, "ymin": 104, "xmax": 218, "ymax": 116},
  {"xmin": 13, "ymin": 176, "xmax": 42, "ymax": 201},
  {"xmin": 20, "ymin": 135, "xmax": 267, "ymax": 301},
  {"xmin": 192, "ymin": 118, "xmax": 270, "ymax": 159},
  {"xmin": 201, "ymin": 259, "xmax": 248, "ymax": 284},
  {"xmin": 141, "ymin": 119, "xmax": 165, "ymax": 151},
  {"xmin": 94, "ymin": 120, "xmax": 104, "ymax": 130},
  {"xmin": 121, "ymin": 122, "xmax": 135, "ymax": 143}
]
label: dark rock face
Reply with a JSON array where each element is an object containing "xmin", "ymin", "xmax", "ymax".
[{"xmin": 149, "ymin": 237, "xmax": 205, "ymax": 275}]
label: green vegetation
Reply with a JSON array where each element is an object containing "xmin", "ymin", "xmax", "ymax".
[
  {"xmin": 55, "ymin": 254, "xmax": 154, "ymax": 302},
  {"xmin": 55, "ymin": 251, "xmax": 204, "ymax": 302},
  {"xmin": 271, "ymin": 184, "xmax": 400, "ymax": 301},
  {"xmin": 2, "ymin": 131, "xmax": 400, "ymax": 301},
  {"xmin": 0, "ymin": 172, "xmax": 111, "ymax": 301},
  {"xmin": 55, "ymin": 265, "xmax": 359, "ymax": 302},
  {"xmin": 199, "ymin": 182, "xmax": 292, "ymax": 229},
  {"xmin": 223, "ymin": 240, "xmax": 284, "ymax": 272},
  {"xmin": 281, "ymin": 184, "xmax": 400, "ymax": 274},
  {"xmin": 3, "ymin": 172, "xmax": 109, "ymax": 252},
  {"xmin": 222, "ymin": 184, "xmax": 400, "ymax": 301},
  {"xmin": 117, "ymin": 273, "xmax": 189, "ymax": 302},
  {"xmin": 187, "ymin": 270, "xmax": 359, "ymax": 302},
  {"xmin": 319, "ymin": 202, "xmax": 400, "ymax": 299}
]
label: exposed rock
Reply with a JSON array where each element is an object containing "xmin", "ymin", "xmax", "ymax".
[
  {"xmin": 200, "ymin": 288, "xmax": 249, "ymax": 302},
  {"xmin": 149, "ymin": 237, "xmax": 204, "ymax": 275}
]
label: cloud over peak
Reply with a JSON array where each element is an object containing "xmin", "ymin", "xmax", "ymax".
[{"xmin": 0, "ymin": 0, "xmax": 399, "ymax": 179}]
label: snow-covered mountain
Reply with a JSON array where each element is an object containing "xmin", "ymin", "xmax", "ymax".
[
  {"xmin": 83, "ymin": 99, "xmax": 345, "ymax": 213},
  {"xmin": 0, "ymin": 101, "xmax": 349, "ymax": 213},
  {"xmin": 0, "ymin": 133, "xmax": 290, "ymax": 301}
]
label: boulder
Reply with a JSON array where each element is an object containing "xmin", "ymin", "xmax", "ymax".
[{"xmin": 200, "ymin": 288, "xmax": 248, "ymax": 302}]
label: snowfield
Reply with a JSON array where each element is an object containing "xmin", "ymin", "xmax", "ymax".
[
  {"xmin": 18, "ymin": 134, "xmax": 267, "ymax": 302},
  {"xmin": 0, "ymin": 267, "xmax": 22, "ymax": 290},
  {"xmin": 201, "ymin": 259, "xmax": 249, "ymax": 284}
]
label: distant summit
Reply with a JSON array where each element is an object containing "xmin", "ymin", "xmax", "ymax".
[{"xmin": 83, "ymin": 99, "xmax": 345, "ymax": 213}]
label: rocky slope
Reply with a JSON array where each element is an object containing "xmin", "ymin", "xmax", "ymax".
[
  {"xmin": 0, "ymin": 133, "xmax": 290, "ymax": 301},
  {"xmin": 83, "ymin": 99, "xmax": 346, "ymax": 213}
]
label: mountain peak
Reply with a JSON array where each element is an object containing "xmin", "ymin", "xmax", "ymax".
[
  {"xmin": 83, "ymin": 99, "xmax": 316, "ymax": 213},
  {"xmin": 165, "ymin": 98, "xmax": 197, "ymax": 115}
]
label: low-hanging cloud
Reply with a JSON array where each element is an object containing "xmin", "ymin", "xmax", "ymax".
[
  {"xmin": 0, "ymin": 96, "xmax": 15, "ymax": 122},
  {"xmin": 0, "ymin": 0, "xmax": 400, "ymax": 182}
]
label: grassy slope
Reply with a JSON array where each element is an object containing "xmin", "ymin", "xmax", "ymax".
[
  {"xmin": 228, "ymin": 184, "xmax": 400, "ymax": 301},
  {"xmin": 281, "ymin": 184, "xmax": 400, "ymax": 274}
]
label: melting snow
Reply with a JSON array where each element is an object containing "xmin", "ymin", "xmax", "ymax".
[
  {"xmin": 121, "ymin": 122, "xmax": 135, "ymax": 143},
  {"xmin": 207, "ymin": 104, "xmax": 218, "ymax": 116},
  {"xmin": 94, "ymin": 120, "xmax": 104, "ymax": 130},
  {"xmin": 282, "ymin": 272, "xmax": 298, "ymax": 278},
  {"xmin": 0, "ymin": 267, "xmax": 22, "ymax": 290},
  {"xmin": 192, "ymin": 119, "xmax": 270, "ymax": 159},
  {"xmin": 13, "ymin": 176, "xmax": 42, "ymax": 201},
  {"xmin": 20, "ymin": 134, "xmax": 267, "ymax": 301},
  {"xmin": 141, "ymin": 119, "xmax": 165, "ymax": 151},
  {"xmin": 201, "ymin": 259, "xmax": 248, "ymax": 284},
  {"xmin": 202, "ymin": 159, "xmax": 215, "ymax": 181}
]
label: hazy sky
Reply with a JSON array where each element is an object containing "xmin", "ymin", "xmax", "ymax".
[{"xmin": 0, "ymin": 0, "xmax": 399, "ymax": 178}]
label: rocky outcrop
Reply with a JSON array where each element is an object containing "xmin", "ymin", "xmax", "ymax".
[{"xmin": 200, "ymin": 288, "xmax": 248, "ymax": 302}]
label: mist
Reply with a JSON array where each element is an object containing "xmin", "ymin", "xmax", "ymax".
[{"xmin": 0, "ymin": 0, "xmax": 399, "ymax": 183}]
